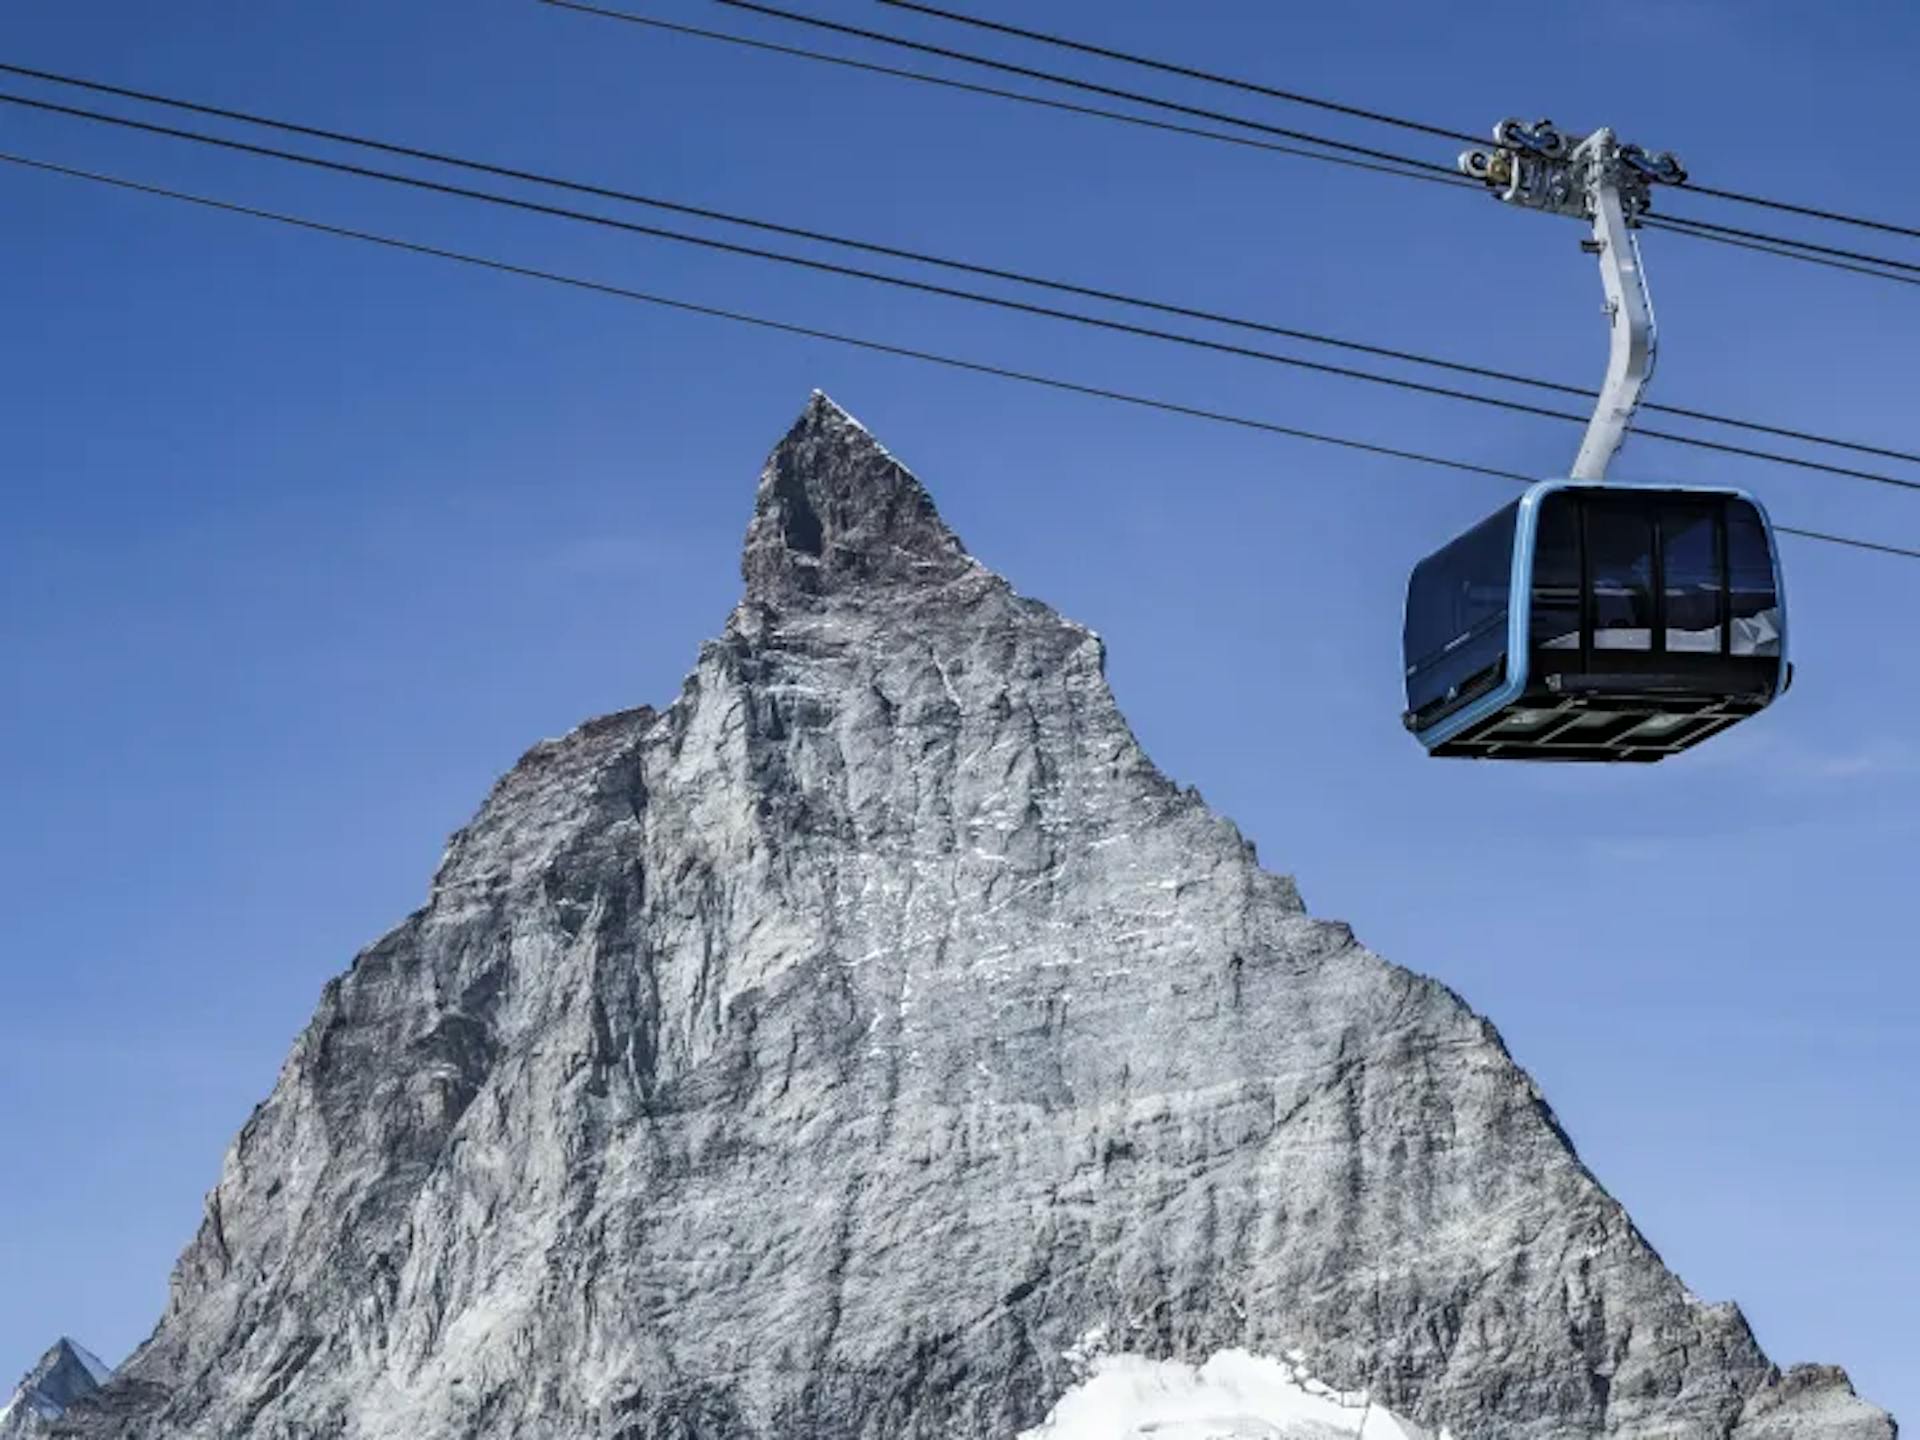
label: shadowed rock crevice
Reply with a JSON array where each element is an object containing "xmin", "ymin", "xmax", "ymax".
[{"xmin": 51, "ymin": 393, "xmax": 1893, "ymax": 1440}]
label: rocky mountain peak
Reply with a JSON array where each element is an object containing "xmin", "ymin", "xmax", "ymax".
[
  {"xmin": 0, "ymin": 1340, "xmax": 109, "ymax": 1437},
  {"xmin": 47, "ymin": 395, "xmax": 1893, "ymax": 1440},
  {"xmin": 741, "ymin": 390, "xmax": 977, "ymax": 606}
]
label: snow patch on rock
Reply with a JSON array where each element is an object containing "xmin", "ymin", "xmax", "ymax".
[{"xmin": 1021, "ymin": 1334, "xmax": 1452, "ymax": 1440}]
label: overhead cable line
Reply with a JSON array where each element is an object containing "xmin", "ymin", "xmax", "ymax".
[
  {"xmin": 1642, "ymin": 216, "xmax": 1920, "ymax": 287},
  {"xmin": 876, "ymin": 0, "xmax": 1481, "ymax": 145},
  {"xmin": 711, "ymin": 0, "xmax": 1920, "ymax": 273},
  {"xmin": 0, "ymin": 92, "xmax": 1539, "ymax": 411},
  {"xmin": 534, "ymin": 4, "xmax": 1460, "ymax": 186},
  {"xmin": 5, "ymin": 148, "xmax": 1915, "ymax": 563},
  {"xmin": 878, "ymin": 0, "xmax": 1920, "ymax": 246},
  {"xmin": 543, "ymin": 1, "xmax": 1920, "ymax": 286},
  {"xmin": 1645, "ymin": 211, "xmax": 1920, "ymax": 278},
  {"xmin": 7, "ymin": 59, "xmax": 1913, "ymax": 467},
  {"xmin": 7, "ymin": 88, "xmax": 1917, "ymax": 494},
  {"xmin": 698, "ymin": 0, "xmax": 1469, "ymax": 178},
  {"xmin": 1679, "ymin": 181, "xmax": 1920, "ymax": 244}
]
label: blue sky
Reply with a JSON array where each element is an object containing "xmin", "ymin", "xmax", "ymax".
[{"xmin": 1, "ymin": 0, "xmax": 1913, "ymax": 1421}]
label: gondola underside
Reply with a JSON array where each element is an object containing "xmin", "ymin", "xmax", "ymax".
[{"xmin": 1424, "ymin": 666, "xmax": 1776, "ymax": 761}]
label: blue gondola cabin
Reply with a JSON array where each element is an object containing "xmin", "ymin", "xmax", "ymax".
[{"xmin": 1404, "ymin": 481, "xmax": 1789, "ymax": 761}]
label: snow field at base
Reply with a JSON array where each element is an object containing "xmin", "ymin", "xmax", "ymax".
[{"xmin": 1019, "ymin": 1339, "xmax": 1454, "ymax": 1440}]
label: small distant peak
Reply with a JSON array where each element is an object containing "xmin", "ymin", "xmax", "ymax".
[
  {"xmin": 742, "ymin": 391, "xmax": 977, "ymax": 606},
  {"xmin": 4, "ymin": 1337, "xmax": 111, "ymax": 1423}
]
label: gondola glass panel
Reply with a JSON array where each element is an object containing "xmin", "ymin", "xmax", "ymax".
[
  {"xmin": 1728, "ymin": 505, "xmax": 1782, "ymax": 657},
  {"xmin": 1531, "ymin": 493, "xmax": 1580, "ymax": 655},
  {"xmin": 1588, "ymin": 506, "xmax": 1655, "ymax": 651},
  {"xmin": 1662, "ymin": 506, "xmax": 1721, "ymax": 653},
  {"xmin": 1402, "ymin": 502, "xmax": 1517, "ymax": 723}
]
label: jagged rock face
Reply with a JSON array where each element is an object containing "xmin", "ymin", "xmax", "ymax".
[
  {"xmin": 2, "ymin": 1340, "xmax": 110, "ymax": 1437},
  {"xmin": 58, "ymin": 395, "xmax": 1892, "ymax": 1440}
]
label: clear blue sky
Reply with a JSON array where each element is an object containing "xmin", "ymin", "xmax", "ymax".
[{"xmin": 1, "ymin": 0, "xmax": 1913, "ymax": 1422}]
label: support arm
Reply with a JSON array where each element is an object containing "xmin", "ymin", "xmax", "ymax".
[
  {"xmin": 1459, "ymin": 121, "xmax": 1684, "ymax": 485},
  {"xmin": 1570, "ymin": 133, "xmax": 1657, "ymax": 481}
]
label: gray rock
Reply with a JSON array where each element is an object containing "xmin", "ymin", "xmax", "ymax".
[
  {"xmin": 57, "ymin": 393, "xmax": 1893, "ymax": 1439},
  {"xmin": 2, "ymin": 1340, "xmax": 111, "ymax": 1437}
]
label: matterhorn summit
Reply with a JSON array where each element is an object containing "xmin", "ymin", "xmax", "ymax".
[{"xmin": 48, "ymin": 394, "xmax": 1892, "ymax": 1438}]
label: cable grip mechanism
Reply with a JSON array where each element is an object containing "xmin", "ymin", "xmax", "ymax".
[{"xmin": 1459, "ymin": 121, "xmax": 1688, "ymax": 481}]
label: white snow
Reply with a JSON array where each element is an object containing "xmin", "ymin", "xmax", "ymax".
[{"xmin": 1018, "ymin": 1337, "xmax": 1455, "ymax": 1440}]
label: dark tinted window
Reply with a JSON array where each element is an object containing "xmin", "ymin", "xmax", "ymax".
[
  {"xmin": 1405, "ymin": 503, "xmax": 1518, "ymax": 669},
  {"xmin": 1662, "ymin": 507, "xmax": 1721, "ymax": 653},
  {"xmin": 1530, "ymin": 493, "xmax": 1581, "ymax": 653},
  {"xmin": 1727, "ymin": 502, "xmax": 1780, "ymax": 656},
  {"xmin": 1588, "ymin": 507, "xmax": 1655, "ymax": 651}
]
